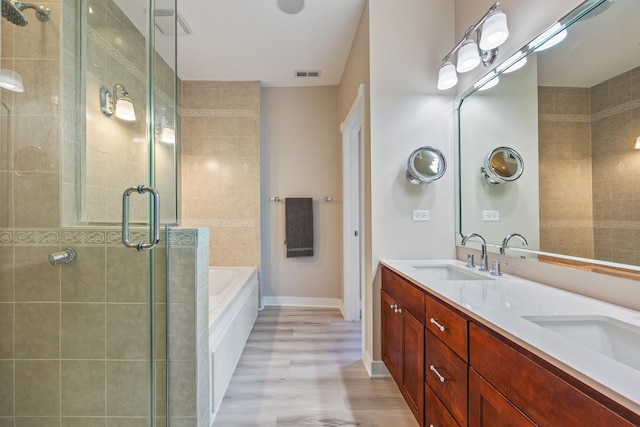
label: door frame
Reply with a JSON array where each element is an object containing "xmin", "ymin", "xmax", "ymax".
[{"xmin": 340, "ymin": 83, "xmax": 366, "ymax": 323}]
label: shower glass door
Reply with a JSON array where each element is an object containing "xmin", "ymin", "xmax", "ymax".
[{"xmin": 0, "ymin": 0, "xmax": 177, "ymax": 425}]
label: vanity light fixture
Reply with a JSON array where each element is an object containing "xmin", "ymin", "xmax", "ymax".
[
  {"xmin": 100, "ymin": 83, "xmax": 136, "ymax": 121},
  {"xmin": 635, "ymin": 136, "xmax": 640, "ymax": 150},
  {"xmin": 0, "ymin": 68, "xmax": 24, "ymax": 92},
  {"xmin": 437, "ymin": 2, "xmax": 509, "ymax": 91}
]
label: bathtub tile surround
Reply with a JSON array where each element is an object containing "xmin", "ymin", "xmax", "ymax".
[
  {"xmin": 212, "ymin": 308, "xmax": 417, "ymax": 426},
  {"xmin": 179, "ymin": 81, "xmax": 261, "ymax": 268},
  {"xmin": 167, "ymin": 227, "xmax": 210, "ymax": 427}
]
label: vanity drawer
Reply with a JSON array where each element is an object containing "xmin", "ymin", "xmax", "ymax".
[
  {"xmin": 382, "ymin": 267, "xmax": 425, "ymax": 322},
  {"xmin": 425, "ymin": 329, "xmax": 467, "ymax": 427},
  {"xmin": 425, "ymin": 383, "xmax": 460, "ymax": 427},
  {"xmin": 425, "ymin": 294, "xmax": 468, "ymax": 360},
  {"xmin": 469, "ymin": 323, "xmax": 638, "ymax": 427}
]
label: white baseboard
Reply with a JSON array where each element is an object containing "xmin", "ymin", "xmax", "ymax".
[
  {"xmin": 363, "ymin": 350, "xmax": 390, "ymax": 378},
  {"xmin": 262, "ymin": 296, "xmax": 342, "ymax": 309}
]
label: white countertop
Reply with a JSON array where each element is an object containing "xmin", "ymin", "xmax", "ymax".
[{"xmin": 380, "ymin": 258, "xmax": 640, "ymax": 412}]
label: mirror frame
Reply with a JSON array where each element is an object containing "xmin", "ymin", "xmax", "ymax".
[
  {"xmin": 406, "ymin": 145, "xmax": 447, "ymax": 184},
  {"xmin": 454, "ymin": 0, "xmax": 640, "ymax": 274}
]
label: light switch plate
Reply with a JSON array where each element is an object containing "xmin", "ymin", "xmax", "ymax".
[{"xmin": 412, "ymin": 210, "xmax": 430, "ymax": 221}]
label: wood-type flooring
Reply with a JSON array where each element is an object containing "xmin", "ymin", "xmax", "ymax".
[{"xmin": 211, "ymin": 307, "xmax": 418, "ymax": 426}]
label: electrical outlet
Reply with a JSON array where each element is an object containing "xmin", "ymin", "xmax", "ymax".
[
  {"xmin": 412, "ymin": 210, "xmax": 430, "ymax": 221},
  {"xmin": 482, "ymin": 210, "xmax": 500, "ymax": 221}
]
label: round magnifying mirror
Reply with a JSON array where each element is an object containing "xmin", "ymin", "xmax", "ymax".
[
  {"xmin": 406, "ymin": 146, "xmax": 447, "ymax": 184},
  {"xmin": 482, "ymin": 146, "xmax": 524, "ymax": 184}
]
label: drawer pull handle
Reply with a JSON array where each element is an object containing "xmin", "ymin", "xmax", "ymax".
[
  {"xmin": 390, "ymin": 304, "xmax": 395, "ymax": 309},
  {"xmin": 430, "ymin": 318, "xmax": 446, "ymax": 332},
  {"xmin": 430, "ymin": 365, "xmax": 446, "ymax": 383},
  {"xmin": 395, "ymin": 307, "xmax": 402, "ymax": 314}
]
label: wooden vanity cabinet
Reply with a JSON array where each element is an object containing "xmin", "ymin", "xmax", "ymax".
[
  {"xmin": 381, "ymin": 268, "xmax": 425, "ymax": 425},
  {"xmin": 469, "ymin": 323, "xmax": 640, "ymax": 427},
  {"xmin": 424, "ymin": 294, "xmax": 469, "ymax": 427}
]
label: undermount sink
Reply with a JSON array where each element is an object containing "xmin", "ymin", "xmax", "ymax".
[
  {"xmin": 410, "ymin": 264, "xmax": 491, "ymax": 281},
  {"xmin": 523, "ymin": 315, "xmax": 640, "ymax": 371}
]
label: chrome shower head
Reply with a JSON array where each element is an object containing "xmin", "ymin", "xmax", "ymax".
[
  {"xmin": 1, "ymin": 0, "xmax": 51, "ymax": 26},
  {"xmin": 2, "ymin": 0, "xmax": 27, "ymax": 26}
]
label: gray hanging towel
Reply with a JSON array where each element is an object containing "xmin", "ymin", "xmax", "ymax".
[{"xmin": 285, "ymin": 198, "xmax": 314, "ymax": 257}]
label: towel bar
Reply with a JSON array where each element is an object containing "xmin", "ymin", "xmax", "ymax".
[{"xmin": 270, "ymin": 196, "xmax": 332, "ymax": 202}]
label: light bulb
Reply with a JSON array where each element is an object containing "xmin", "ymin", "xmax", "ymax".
[
  {"xmin": 456, "ymin": 39, "xmax": 481, "ymax": 73},
  {"xmin": 480, "ymin": 10, "xmax": 509, "ymax": 50},
  {"xmin": 437, "ymin": 61, "xmax": 458, "ymax": 90},
  {"xmin": 115, "ymin": 97, "xmax": 136, "ymax": 121}
]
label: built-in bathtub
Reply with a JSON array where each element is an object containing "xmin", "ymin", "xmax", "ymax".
[{"xmin": 208, "ymin": 266, "xmax": 259, "ymax": 422}]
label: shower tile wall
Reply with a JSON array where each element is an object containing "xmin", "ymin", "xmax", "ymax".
[
  {"xmin": 590, "ymin": 67, "xmax": 640, "ymax": 265},
  {"xmin": 1, "ymin": 0, "xmax": 174, "ymax": 426},
  {"xmin": 0, "ymin": 228, "xmax": 167, "ymax": 427},
  {"xmin": 167, "ymin": 227, "xmax": 210, "ymax": 427},
  {"xmin": 539, "ymin": 68, "xmax": 640, "ymax": 266},
  {"xmin": 179, "ymin": 81, "xmax": 261, "ymax": 268},
  {"xmin": 538, "ymin": 86, "xmax": 594, "ymax": 259}
]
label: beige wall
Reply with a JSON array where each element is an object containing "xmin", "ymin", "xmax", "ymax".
[
  {"xmin": 261, "ymin": 86, "xmax": 342, "ymax": 302},
  {"xmin": 179, "ymin": 81, "xmax": 261, "ymax": 268}
]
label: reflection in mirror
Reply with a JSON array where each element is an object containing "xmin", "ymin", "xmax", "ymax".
[
  {"xmin": 458, "ymin": 0, "xmax": 640, "ymax": 270},
  {"xmin": 406, "ymin": 146, "xmax": 447, "ymax": 184},
  {"xmin": 482, "ymin": 147, "xmax": 524, "ymax": 184}
]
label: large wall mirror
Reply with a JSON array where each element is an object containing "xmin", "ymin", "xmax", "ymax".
[{"xmin": 457, "ymin": 0, "xmax": 640, "ymax": 271}]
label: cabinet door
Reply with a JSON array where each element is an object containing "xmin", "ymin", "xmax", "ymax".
[
  {"xmin": 468, "ymin": 368, "xmax": 536, "ymax": 427},
  {"xmin": 425, "ymin": 383, "xmax": 460, "ymax": 427},
  {"xmin": 402, "ymin": 309, "xmax": 425, "ymax": 425},
  {"xmin": 382, "ymin": 290, "xmax": 402, "ymax": 382}
]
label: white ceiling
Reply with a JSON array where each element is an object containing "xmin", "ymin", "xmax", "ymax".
[{"xmin": 176, "ymin": 0, "xmax": 366, "ymax": 87}]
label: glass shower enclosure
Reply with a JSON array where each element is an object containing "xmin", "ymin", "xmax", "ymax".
[{"xmin": 0, "ymin": 0, "xmax": 177, "ymax": 425}]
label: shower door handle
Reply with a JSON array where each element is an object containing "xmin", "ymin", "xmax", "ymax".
[{"xmin": 122, "ymin": 185, "xmax": 160, "ymax": 252}]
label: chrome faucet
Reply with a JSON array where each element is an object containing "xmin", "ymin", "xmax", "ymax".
[
  {"xmin": 500, "ymin": 233, "xmax": 528, "ymax": 255},
  {"xmin": 461, "ymin": 233, "xmax": 489, "ymax": 271}
]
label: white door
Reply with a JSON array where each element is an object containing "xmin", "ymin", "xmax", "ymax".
[{"xmin": 341, "ymin": 84, "xmax": 365, "ymax": 322}]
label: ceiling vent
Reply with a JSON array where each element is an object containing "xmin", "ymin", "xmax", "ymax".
[{"xmin": 295, "ymin": 70, "xmax": 321, "ymax": 78}]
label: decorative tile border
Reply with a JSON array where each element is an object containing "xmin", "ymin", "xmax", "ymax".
[
  {"xmin": 179, "ymin": 108, "xmax": 256, "ymax": 118},
  {"xmin": 539, "ymin": 113, "xmax": 590, "ymax": 123},
  {"xmin": 591, "ymin": 99, "xmax": 640, "ymax": 122},
  {"xmin": 0, "ymin": 228, "xmax": 169, "ymax": 246},
  {"xmin": 540, "ymin": 100, "xmax": 640, "ymax": 123},
  {"xmin": 540, "ymin": 220, "xmax": 592, "ymax": 228},
  {"xmin": 541, "ymin": 220, "xmax": 640, "ymax": 230},
  {"xmin": 168, "ymin": 229, "xmax": 197, "ymax": 246},
  {"xmin": 209, "ymin": 219, "xmax": 256, "ymax": 227},
  {"xmin": 15, "ymin": 230, "xmax": 60, "ymax": 244}
]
